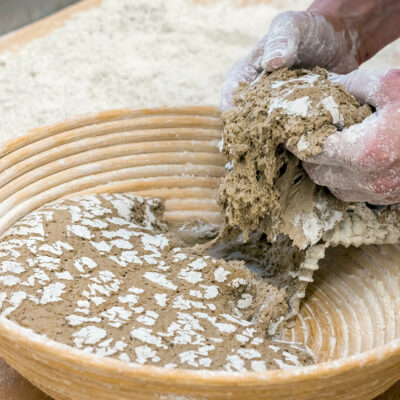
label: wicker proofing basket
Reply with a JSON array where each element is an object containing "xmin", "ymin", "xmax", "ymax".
[{"xmin": 0, "ymin": 107, "xmax": 398, "ymax": 400}]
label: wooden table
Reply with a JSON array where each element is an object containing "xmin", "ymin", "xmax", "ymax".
[{"xmin": 0, "ymin": 0, "xmax": 398, "ymax": 398}]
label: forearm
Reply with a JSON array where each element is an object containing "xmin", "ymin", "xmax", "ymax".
[{"xmin": 308, "ymin": 0, "xmax": 400, "ymax": 64}]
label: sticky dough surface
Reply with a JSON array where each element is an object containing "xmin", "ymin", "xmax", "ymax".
[
  {"xmin": 0, "ymin": 193, "xmax": 313, "ymax": 371},
  {"xmin": 219, "ymin": 68, "xmax": 400, "ymax": 316}
]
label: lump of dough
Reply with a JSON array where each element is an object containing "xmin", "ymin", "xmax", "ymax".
[{"xmin": 218, "ymin": 67, "xmax": 400, "ymax": 318}]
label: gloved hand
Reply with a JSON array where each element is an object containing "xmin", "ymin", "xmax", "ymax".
[
  {"xmin": 293, "ymin": 69, "xmax": 400, "ymax": 205},
  {"xmin": 221, "ymin": 10, "xmax": 359, "ymax": 112},
  {"xmin": 221, "ymin": 0, "xmax": 400, "ymax": 204},
  {"xmin": 221, "ymin": 0, "xmax": 400, "ymax": 112}
]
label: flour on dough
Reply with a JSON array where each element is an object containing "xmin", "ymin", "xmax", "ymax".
[
  {"xmin": 219, "ymin": 67, "xmax": 400, "ymax": 317},
  {"xmin": 0, "ymin": 193, "xmax": 314, "ymax": 371}
]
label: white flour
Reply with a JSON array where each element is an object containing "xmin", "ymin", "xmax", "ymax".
[
  {"xmin": 0, "ymin": 0, "xmax": 398, "ymax": 142},
  {"xmin": 0, "ymin": 193, "xmax": 314, "ymax": 371},
  {"xmin": 0, "ymin": 0, "xmax": 297, "ymax": 141}
]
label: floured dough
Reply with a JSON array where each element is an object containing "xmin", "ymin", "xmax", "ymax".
[
  {"xmin": 1, "ymin": 68, "xmax": 398, "ymax": 371},
  {"xmin": 219, "ymin": 67, "xmax": 400, "ymax": 317},
  {"xmin": 219, "ymin": 67, "xmax": 372, "ymax": 247},
  {"xmin": 0, "ymin": 193, "xmax": 313, "ymax": 371}
]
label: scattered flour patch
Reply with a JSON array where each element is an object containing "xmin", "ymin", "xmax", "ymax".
[
  {"xmin": 73, "ymin": 326, "xmax": 107, "ymax": 348},
  {"xmin": 40, "ymin": 282, "xmax": 65, "ymax": 304},
  {"xmin": 55, "ymin": 271, "xmax": 73, "ymax": 280},
  {"xmin": 0, "ymin": 193, "xmax": 314, "ymax": 372},
  {"xmin": 144, "ymin": 272, "xmax": 177, "ymax": 291},
  {"xmin": 68, "ymin": 225, "xmax": 93, "ymax": 240},
  {"xmin": 214, "ymin": 267, "xmax": 230, "ymax": 282}
]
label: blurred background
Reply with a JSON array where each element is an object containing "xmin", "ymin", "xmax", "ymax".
[{"xmin": 0, "ymin": 0, "xmax": 78, "ymax": 35}]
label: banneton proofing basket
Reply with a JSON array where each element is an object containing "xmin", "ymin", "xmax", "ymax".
[{"xmin": 0, "ymin": 106, "xmax": 398, "ymax": 400}]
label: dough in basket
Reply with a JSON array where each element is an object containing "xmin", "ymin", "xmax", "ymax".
[{"xmin": 219, "ymin": 67, "xmax": 400, "ymax": 322}]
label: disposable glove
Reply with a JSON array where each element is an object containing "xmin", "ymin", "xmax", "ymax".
[
  {"xmin": 221, "ymin": 10, "xmax": 358, "ymax": 112},
  {"xmin": 296, "ymin": 69, "xmax": 400, "ymax": 205}
]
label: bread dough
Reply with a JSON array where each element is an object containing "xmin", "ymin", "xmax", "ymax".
[
  {"xmin": 219, "ymin": 67, "xmax": 372, "ymax": 247},
  {"xmin": 0, "ymin": 193, "xmax": 313, "ymax": 371},
  {"xmin": 1, "ymin": 69, "xmax": 398, "ymax": 371},
  {"xmin": 219, "ymin": 67, "xmax": 400, "ymax": 317}
]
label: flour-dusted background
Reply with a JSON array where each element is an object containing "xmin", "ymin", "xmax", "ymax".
[{"xmin": 0, "ymin": 0, "xmax": 399, "ymax": 142}]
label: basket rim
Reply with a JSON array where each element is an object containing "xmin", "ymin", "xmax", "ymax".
[
  {"xmin": 0, "ymin": 106, "xmax": 399, "ymax": 385},
  {"xmin": 1, "ymin": 315, "xmax": 400, "ymax": 384}
]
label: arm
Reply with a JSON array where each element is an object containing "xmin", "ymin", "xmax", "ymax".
[{"xmin": 308, "ymin": 0, "xmax": 400, "ymax": 65}]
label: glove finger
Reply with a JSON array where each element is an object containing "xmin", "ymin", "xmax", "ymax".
[
  {"xmin": 302, "ymin": 162, "xmax": 369, "ymax": 192},
  {"xmin": 221, "ymin": 36, "xmax": 269, "ymax": 112},
  {"xmin": 301, "ymin": 112, "xmax": 380, "ymax": 168},
  {"xmin": 304, "ymin": 160, "xmax": 400, "ymax": 195},
  {"xmin": 328, "ymin": 70, "xmax": 387, "ymax": 108},
  {"xmin": 220, "ymin": 57, "xmax": 259, "ymax": 112},
  {"xmin": 261, "ymin": 12, "xmax": 301, "ymax": 71}
]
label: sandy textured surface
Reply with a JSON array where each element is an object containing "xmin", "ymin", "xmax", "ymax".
[
  {"xmin": 0, "ymin": 0, "xmax": 398, "ymax": 142},
  {"xmin": 219, "ymin": 67, "xmax": 371, "ymax": 247},
  {"xmin": 0, "ymin": 193, "xmax": 313, "ymax": 371}
]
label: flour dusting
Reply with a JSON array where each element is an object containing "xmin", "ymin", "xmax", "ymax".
[
  {"xmin": 0, "ymin": 0, "xmax": 307, "ymax": 141},
  {"xmin": 0, "ymin": 0, "xmax": 398, "ymax": 142},
  {"xmin": 0, "ymin": 193, "xmax": 314, "ymax": 371}
]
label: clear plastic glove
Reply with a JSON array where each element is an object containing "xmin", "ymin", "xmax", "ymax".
[
  {"xmin": 221, "ymin": 1, "xmax": 400, "ymax": 204},
  {"xmin": 294, "ymin": 69, "xmax": 400, "ymax": 205},
  {"xmin": 221, "ymin": 0, "xmax": 400, "ymax": 112},
  {"xmin": 221, "ymin": 10, "xmax": 358, "ymax": 112}
]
